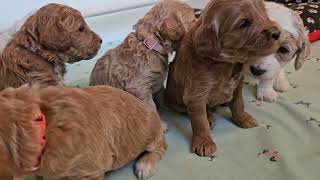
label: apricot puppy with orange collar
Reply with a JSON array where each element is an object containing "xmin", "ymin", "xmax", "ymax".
[{"xmin": 0, "ymin": 85, "xmax": 166, "ymax": 180}]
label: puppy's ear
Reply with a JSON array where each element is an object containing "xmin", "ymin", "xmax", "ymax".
[
  {"xmin": 193, "ymin": 19, "xmax": 220, "ymax": 58},
  {"xmin": 161, "ymin": 18, "xmax": 177, "ymax": 30},
  {"xmin": 161, "ymin": 17, "xmax": 185, "ymax": 41},
  {"xmin": 133, "ymin": 19, "xmax": 156, "ymax": 40},
  {"xmin": 22, "ymin": 15, "xmax": 39, "ymax": 41},
  {"xmin": 293, "ymin": 12, "xmax": 311, "ymax": 70},
  {"xmin": 293, "ymin": 20, "xmax": 311, "ymax": 70},
  {"xmin": 294, "ymin": 39, "xmax": 311, "ymax": 70}
]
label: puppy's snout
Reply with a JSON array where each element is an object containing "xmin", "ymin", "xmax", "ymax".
[
  {"xmin": 99, "ymin": 38, "xmax": 103, "ymax": 44},
  {"xmin": 271, "ymin": 31, "xmax": 281, "ymax": 40},
  {"xmin": 250, "ymin": 66, "xmax": 266, "ymax": 76}
]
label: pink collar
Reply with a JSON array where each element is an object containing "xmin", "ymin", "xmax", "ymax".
[
  {"xmin": 143, "ymin": 38, "xmax": 164, "ymax": 53},
  {"xmin": 143, "ymin": 31, "xmax": 169, "ymax": 54}
]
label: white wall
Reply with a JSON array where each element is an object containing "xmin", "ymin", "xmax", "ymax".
[{"xmin": 0, "ymin": 0, "xmax": 207, "ymax": 28}]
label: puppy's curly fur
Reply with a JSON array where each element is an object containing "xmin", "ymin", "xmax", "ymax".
[
  {"xmin": 0, "ymin": 3, "xmax": 102, "ymax": 90},
  {"xmin": 89, "ymin": 0, "xmax": 196, "ymax": 110},
  {"xmin": 0, "ymin": 85, "xmax": 166, "ymax": 180},
  {"xmin": 165, "ymin": 0, "xmax": 281, "ymax": 157},
  {"xmin": 246, "ymin": 2, "xmax": 311, "ymax": 102}
]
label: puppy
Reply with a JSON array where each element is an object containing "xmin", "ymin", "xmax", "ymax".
[
  {"xmin": 0, "ymin": 3, "xmax": 102, "ymax": 90},
  {"xmin": 0, "ymin": 85, "xmax": 166, "ymax": 180},
  {"xmin": 165, "ymin": 0, "xmax": 281, "ymax": 157},
  {"xmin": 246, "ymin": 2, "xmax": 311, "ymax": 102},
  {"xmin": 89, "ymin": 0, "xmax": 196, "ymax": 111}
]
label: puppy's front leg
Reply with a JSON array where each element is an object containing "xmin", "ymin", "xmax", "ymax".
[
  {"xmin": 273, "ymin": 68, "xmax": 290, "ymax": 92},
  {"xmin": 187, "ymin": 102, "xmax": 217, "ymax": 156},
  {"xmin": 257, "ymin": 78, "xmax": 278, "ymax": 102},
  {"xmin": 230, "ymin": 78, "xmax": 258, "ymax": 128}
]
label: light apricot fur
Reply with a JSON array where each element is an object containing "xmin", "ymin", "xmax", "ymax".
[
  {"xmin": 0, "ymin": 85, "xmax": 166, "ymax": 180},
  {"xmin": 89, "ymin": 0, "xmax": 196, "ymax": 111}
]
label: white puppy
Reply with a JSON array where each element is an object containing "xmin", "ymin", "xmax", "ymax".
[{"xmin": 246, "ymin": 2, "xmax": 311, "ymax": 102}]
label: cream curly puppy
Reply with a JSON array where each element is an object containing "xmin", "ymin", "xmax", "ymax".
[
  {"xmin": 90, "ymin": 0, "xmax": 196, "ymax": 131},
  {"xmin": 246, "ymin": 2, "xmax": 311, "ymax": 102}
]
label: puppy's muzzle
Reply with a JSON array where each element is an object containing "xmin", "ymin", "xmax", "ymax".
[{"xmin": 250, "ymin": 66, "xmax": 266, "ymax": 76}]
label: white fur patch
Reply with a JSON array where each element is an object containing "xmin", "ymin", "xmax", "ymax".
[
  {"xmin": 257, "ymin": 86, "xmax": 279, "ymax": 102},
  {"xmin": 252, "ymin": 54, "xmax": 281, "ymax": 80},
  {"xmin": 265, "ymin": 2, "xmax": 299, "ymax": 39}
]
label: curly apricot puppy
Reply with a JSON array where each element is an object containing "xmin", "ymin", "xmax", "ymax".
[
  {"xmin": 165, "ymin": 0, "xmax": 281, "ymax": 157},
  {"xmin": 0, "ymin": 3, "xmax": 102, "ymax": 90},
  {"xmin": 89, "ymin": 0, "xmax": 196, "ymax": 111},
  {"xmin": 0, "ymin": 85, "xmax": 166, "ymax": 180}
]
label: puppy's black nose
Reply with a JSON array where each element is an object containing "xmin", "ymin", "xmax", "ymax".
[
  {"xmin": 271, "ymin": 31, "xmax": 281, "ymax": 40},
  {"xmin": 250, "ymin": 66, "xmax": 266, "ymax": 76},
  {"xmin": 99, "ymin": 39, "xmax": 103, "ymax": 44}
]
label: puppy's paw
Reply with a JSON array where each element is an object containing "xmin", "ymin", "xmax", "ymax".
[
  {"xmin": 135, "ymin": 155, "xmax": 157, "ymax": 179},
  {"xmin": 191, "ymin": 135, "xmax": 217, "ymax": 157},
  {"xmin": 233, "ymin": 112, "xmax": 258, "ymax": 129},
  {"xmin": 273, "ymin": 78, "xmax": 290, "ymax": 92},
  {"xmin": 257, "ymin": 88, "xmax": 279, "ymax": 102}
]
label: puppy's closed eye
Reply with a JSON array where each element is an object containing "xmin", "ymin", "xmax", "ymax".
[
  {"xmin": 239, "ymin": 19, "xmax": 252, "ymax": 29},
  {"xmin": 277, "ymin": 46, "xmax": 290, "ymax": 54},
  {"xmin": 78, "ymin": 27, "xmax": 85, "ymax": 32}
]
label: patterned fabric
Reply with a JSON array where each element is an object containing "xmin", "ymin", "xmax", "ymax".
[{"xmin": 284, "ymin": 2, "xmax": 320, "ymax": 33}]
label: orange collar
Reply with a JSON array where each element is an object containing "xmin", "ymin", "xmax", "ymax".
[{"xmin": 29, "ymin": 112, "xmax": 47, "ymax": 171}]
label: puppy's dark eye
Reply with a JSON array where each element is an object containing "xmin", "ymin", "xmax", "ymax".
[
  {"xmin": 239, "ymin": 19, "xmax": 251, "ymax": 29},
  {"xmin": 278, "ymin": 46, "xmax": 290, "ymax": 54},
  {"xmin": 79, "ymin": 27, "xmax": 85, "ymax": 32}
]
